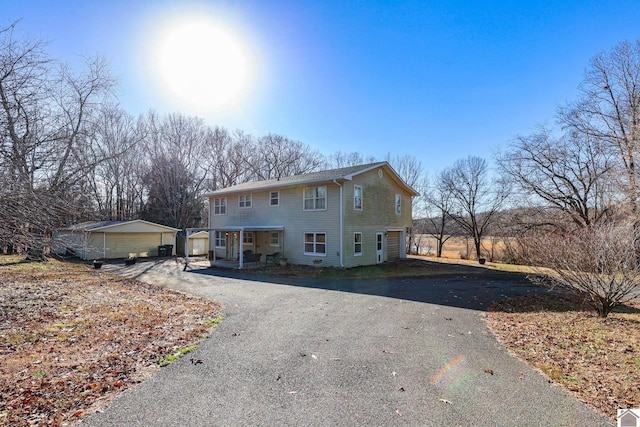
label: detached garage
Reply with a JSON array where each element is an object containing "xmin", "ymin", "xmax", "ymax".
[{"xmin": 52, "ymin": 220, "xmax": 179, "ymax": 260}]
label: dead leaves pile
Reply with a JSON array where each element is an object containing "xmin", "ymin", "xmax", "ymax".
[
  {"xmin": 486, "ymin": 294, "xmax": 640, "ymax": 421},
  {"xmin": 0, "ymin": 260, "xmax": 221, "ymax": 426}
]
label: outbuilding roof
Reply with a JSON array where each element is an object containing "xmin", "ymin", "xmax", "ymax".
[
  {"xmin": 57, "ymin": 219, "xmax": 179, "ymax": 232},
  {"xmin": 205, "ymin": 161, "xmax": 420, "ymax": 196}
]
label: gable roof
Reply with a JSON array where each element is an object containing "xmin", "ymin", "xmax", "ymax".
[
  {"xmin": 57, "ymin": 219, "xmax": 179, "ymax": 232},
  {"xmin": 206, "ymin": 161, "xmax": 420, "ymax": 196}
]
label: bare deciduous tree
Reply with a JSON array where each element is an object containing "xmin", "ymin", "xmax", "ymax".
[
  {"xmin": 441, "ymin": 156, "xmax": 509, "ymax": 260},
  {"xmin": 559, "ymin": 40, "xmax": 640, "ymax": 218},
  {"xmin": 245, "ymin": 133, "xmax": 324, "ymax": 180},
  {"xmin": 423, "ymin": 170, "xmax": 456, "ymax": 257},
  {"xmin": 498, "ymin": 126, "xmax": 616, "ymax": 230},
  {"xmin": 89, "ymin": 104, "xmax": 147, "ymax": 220},
  {"xmin": 325, "ymin": 151, "xmax": 376, "ymax": 168},
  {"xmin": 202, "ymin": 127, "xmax": 253, "ymax": 190},
  {"xmin": 140, "ymin": 113, "xmax": 209, "ymax": 228},
  {"xmin": 0, "ymin": 22, "xmax": 116, "ymax": 256}
]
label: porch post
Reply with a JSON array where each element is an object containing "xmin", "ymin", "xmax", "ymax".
[
  {"xmin": 212, "ymin": 230, "xmax": 217, "ymax": 264},
  {"xmin": 239, "ymin": 229, "xmax": 244, "ymax": 269},
  {"xmin": 184, "ymin": 229, "xmax": 190, "ymax": 265}
]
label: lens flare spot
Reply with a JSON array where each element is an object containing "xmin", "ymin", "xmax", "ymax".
[{"xmin": 430, "ymin": 355, "xmax": 467, "ymax": 388}]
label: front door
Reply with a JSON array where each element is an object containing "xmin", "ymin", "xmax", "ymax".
[
  {"xmin": 376, "ymin": 232, "xmax": 384, "ymax": 264},
  {"xmin": 228, "ymin": 232, "xmax": 240, "ymax": 259}
]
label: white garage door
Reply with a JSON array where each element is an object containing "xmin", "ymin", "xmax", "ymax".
[
  {"xmin": 105, "ymin": 233, "xmax": 162, "ymax": 259},
  {"xmin": 192, "ymin": 238, "xmax": 206, "ymax": 255}
]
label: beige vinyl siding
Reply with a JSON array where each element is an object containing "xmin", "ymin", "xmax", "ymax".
[
  {"xmin": 207, "ymin": 164, "xmax": 414, "ymax": 268},
  {"xmin": 105, "ymin": 233, "xmax": 163, "ymax": 259},
  {"xmin": 209, "ymin": 183, "xmax": 342, "ymax": 267},
  {"xmin": 342, "ymin": 167, "xmax": 412, "ymax": 268},
  {"xmin": 53, "ymin": 221, "xmax": 177, "ymax": 260},
  {"xmin": 85, "ymin": 232, "xmax": 106, "ymax": 260},
  {"xmin": 161, "ymin": 232, "xmax": 175, "ymax": 253}
]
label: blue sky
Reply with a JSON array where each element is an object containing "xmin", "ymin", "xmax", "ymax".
[{"xmin": 3, "ymin": 0, "xmax": 640, "ymax": 174}]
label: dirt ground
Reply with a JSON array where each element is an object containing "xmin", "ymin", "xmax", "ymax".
[
  {"xmin": 0, "ymin": 257, "xmax": 221, "ymax": 426},
  {"xmin": 485, "ymin": 294, "xmax": 640, "ymax": 421}
]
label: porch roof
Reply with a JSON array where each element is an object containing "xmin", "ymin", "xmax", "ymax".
[{"xmin": 210, "ymin": 226, "xmax": 285, "ymax": 231}]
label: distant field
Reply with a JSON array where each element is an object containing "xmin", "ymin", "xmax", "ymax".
[{"xmin": 412, "ymin": 234, "xmax": 510, "ymax": 261}]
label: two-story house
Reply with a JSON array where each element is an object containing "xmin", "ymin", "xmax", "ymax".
[{"xmin": 205, "ymin": 161, "xmax": 419, "ymax": 268}]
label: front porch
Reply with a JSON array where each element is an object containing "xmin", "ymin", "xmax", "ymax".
[{"xmin": 208, "ymin": 226, "xmax": 285, "ymax": 270}]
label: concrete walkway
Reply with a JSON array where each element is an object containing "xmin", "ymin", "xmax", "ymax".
[{"xmin": 85, "ymin": 259, "xmax": 612, "ymax": 426}]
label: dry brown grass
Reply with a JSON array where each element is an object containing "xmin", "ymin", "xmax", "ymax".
[
  {"xmin": 0, "ymin": 257, "xmax": 221, "ymax": 426},
  {"xmin": 415, "ymin": 235, "xmax": 509, "ymax": 260},
  {"xmin": 486, "ymin": 294, "xmax": 640, "ymax": 421}
]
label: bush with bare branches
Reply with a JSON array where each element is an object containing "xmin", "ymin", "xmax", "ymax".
[{"xmin": 527, "ymin": 220, "xmax": 640, "ymax": 317}]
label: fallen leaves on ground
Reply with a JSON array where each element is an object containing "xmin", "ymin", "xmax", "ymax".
[
  {"xmin": 485, "ymin": 294, "xmax": 640, "ymax": 421},
  {"xmin": 0, "ymin": 258, "xmax": 221, "ymax": 426}
]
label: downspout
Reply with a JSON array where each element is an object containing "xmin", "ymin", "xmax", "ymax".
[
  {"xmin": 333, "ymin": 179, "xmax": 344, "ymax": 267},
  {"xmin": 103, "ymin": 233, "xmax": 106, "ymax": 260},
  {"xmin": 208, "ymin": 197, "xmax": 215, "ymax": 267}
]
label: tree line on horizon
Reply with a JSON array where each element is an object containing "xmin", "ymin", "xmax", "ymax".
[
  {"xmin": 2, "ymin": 22, "xmax": 640, "ymax": 316},
  {"xmin": 0, "ymin": 22, "xmax": 426, "ymax": 255}
]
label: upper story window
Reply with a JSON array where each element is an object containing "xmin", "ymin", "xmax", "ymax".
[
  {"xmin": 270, "ymin": 191, "xmax": 280, "ymax": 207},
  {"xmin": 213, "ymin": 197, "xmax": 227, "ymax": 215},
  {"xmin": 395, "ymin": 194, "xmax": 401, "ymax": 214},
  {"xmin": 304, "ymin": 232, "xmax": 326, "ymax": 256},
  {"xmin": 354, "ymin": 185, "xmax": 363, "ymax": 210},
  {"xmin": 239, "ymin": 194, "xmax": 252, "ymax": 209},
  {"xmin": 304, "ymin": 186, "xmax": 326, "ymax": 211}
]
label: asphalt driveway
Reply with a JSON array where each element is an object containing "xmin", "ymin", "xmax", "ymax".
[{"xmin": 85, "ymin": 259, "xmax": 612, "ymax": 426}]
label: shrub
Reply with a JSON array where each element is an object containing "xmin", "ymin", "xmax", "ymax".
[{"xmin": 526, "ymin": 220, "xmax": 640, "ymax": 317}]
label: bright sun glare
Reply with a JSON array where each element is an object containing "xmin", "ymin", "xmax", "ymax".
[{"xmin": 152, "ymin": 16, "xmax": 251, "ymax": 111}]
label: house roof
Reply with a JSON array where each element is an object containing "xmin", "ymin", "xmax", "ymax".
[
  {"xmin": 205, "ymin": 161, "xmax": 420, "ymax": 196},
  {"xmin": 57, "ymin": 219, "xmax": 180, "ymax": 232}
]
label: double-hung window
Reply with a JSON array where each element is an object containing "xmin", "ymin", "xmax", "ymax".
[
  {"xmin": 354, "ymin": 185, "xmax": 363, "ymax": 210},
  {"xmin": 304, "ymin": 232, "xmax": 326, "ymax": 256},
  {"xmin": 269, "ymin": 191, "xmax": 279, "ymax": 207},
  {"xmin": 214, "ymin": 231, "xmax": 226, "ymax": 248},
  {"xmin": 239, "ymin": 194, "xmax": 252, "ymax": 208},
  {"xmin": 270, "ymin": 232, "xmax": 280, "ymax": 246},
  {"xmin": 213, "ymin": 197, "xmax": 227, "ymax": 215},
  {"xmin": 395, "ymin": 194, "xmax": 401, "ymax": 214},
  {"xmin": 243, "ymin": 232, "xmax": 253, "ymax": 244},
  {"xmin": 303, "ymin": 186, "xmax": 326, "ymax": 210},
  {"xmin": 354, "ymin": 232, "xmax": 362, "ymax": 256}
]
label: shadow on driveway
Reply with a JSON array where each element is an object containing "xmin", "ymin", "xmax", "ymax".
[{"xmin": 184, "ymin": 259, "xmax": 549, "ymax": 312}]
